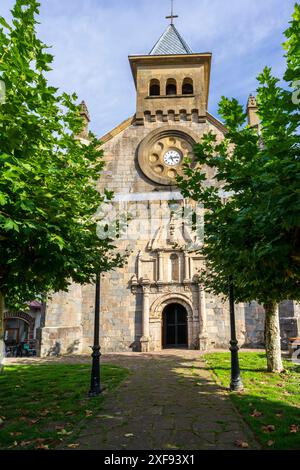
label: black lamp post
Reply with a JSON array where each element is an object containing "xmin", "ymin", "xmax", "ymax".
[
  {"xmin": 228, "ymin": 280, "xmax": 243, "ymax": 391},
  {"xmin": 88, "ymin": 272, "xmax": 105, "ymax": 397}
]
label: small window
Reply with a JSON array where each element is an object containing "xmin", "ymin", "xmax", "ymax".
[
  {"xmin": 170, "ymin": 254, "xmax": 179, "ymax": 281},
  {"xmin": 149, "ymin": 79, "xmax": 160, "ymax": 96},
  {"xmin": 182, "ymin": 78, "xmax": 194, "ymax": 95},
  {"xmin": 166, "ymin": 79, "xmax": 177, "ymax": 96}
]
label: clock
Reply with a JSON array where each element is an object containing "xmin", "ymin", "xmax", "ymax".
[
  {"xmin": 137, "ymin": 127, "xmax": 197, "ymax": 186},
  {"xmin": 163, "ymin": 149, "xmax": 182, "ymax": 166}
]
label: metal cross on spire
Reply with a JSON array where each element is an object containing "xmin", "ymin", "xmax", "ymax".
[{"xmin": 166, "ymin": 0, "xmax": 178, "ymax": 24}]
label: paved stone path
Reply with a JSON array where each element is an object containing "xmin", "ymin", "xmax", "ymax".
[{"xmin": 65, "ymin": 350, "xmax": 259, "ymax": 450}]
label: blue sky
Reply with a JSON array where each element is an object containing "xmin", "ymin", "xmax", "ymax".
[{"xmin": 0, "ymin": 0, "xmax": 297, "ymax": 136}]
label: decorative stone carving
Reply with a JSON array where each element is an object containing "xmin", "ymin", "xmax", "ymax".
[
  {"xmin": 137, "ymin": 252, "xmax": 157, "ymax": 283},
  {"xmin": 130, "ymin": 274, "xmax": 138, "ymax": 293},
  {"xmin": 137, "ymin": 126, "xmax": 199, "ymax": 185},
  {"xmin": 148, "ymin": 209, "xmax": 199, "ymax": 254}
]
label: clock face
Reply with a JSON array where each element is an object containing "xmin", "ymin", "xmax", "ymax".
[
  {"xmin": 138, "ymin": 131, "xmax": 196, "ymax": 185},
  {"xmin": 163, "ymin": 149, "xmax": 182, "ymax": 166}
]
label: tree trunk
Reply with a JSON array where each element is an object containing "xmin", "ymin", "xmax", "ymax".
[
  {"xmin": 263, "ymin": 302, "xmax": 283, "ymax": 373},
  {"xmin": 0, "ymin": 292, "xmax": 4, "ymax": 372}
]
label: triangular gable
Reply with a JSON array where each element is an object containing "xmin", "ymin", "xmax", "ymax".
[{"xmin": 149, "ymin": 24, "xmax": 193, "ymax": 56}]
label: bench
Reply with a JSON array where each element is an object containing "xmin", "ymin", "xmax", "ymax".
[{"xmin": 288, "ymin": 337, "xmax": 300, "ymax": 357}]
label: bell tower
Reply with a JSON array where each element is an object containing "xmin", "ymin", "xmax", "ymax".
[{"xmin": 129, "ymin": 11, "xmax": 212, "ymax": 126}]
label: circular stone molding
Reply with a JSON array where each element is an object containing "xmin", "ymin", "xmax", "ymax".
[
  {"xmin": 138, "ymin": 126, "xmax": 199, "ymax": 186},
  {"xmin": 150, "ymin": 293, "xmax": 194, "ymax": 319}
]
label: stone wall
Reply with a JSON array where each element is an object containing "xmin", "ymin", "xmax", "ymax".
[
  {"xmin": 99, "ymin": 250, "xmax": 142, "ymax": 353},
  {"xmin": 242, "ymin": 301, "xmax": 300, "ymax": 350},
  {"xmin": 243, "ymin": 302, "xmax": 265, "ymax": 348},
  {"xmin": 41, "ymin": 284, "xmax": 83, "ymax": 356},
  {"xmin": 40, "ymin": 326, "xmax": 82, "ymax": 356},
  {"xmin": 279, "ymin": 301, "xmax": 300, "ymax": 350}
]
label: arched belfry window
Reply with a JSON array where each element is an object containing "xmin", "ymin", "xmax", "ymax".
[
  {"xmin": 170, "ymin": 254, "xmax": 179, "ymax": 282},
  {"xmin": 166, "ymin": 79, "xmax": 177, "ymax": 96},
  {"xmin": 149, "ymin": 79, "xmax": 160, "ymax": 96},
  {"xmin": 182, "ymin": 78, "xmax": 194, "ymax": 95}
]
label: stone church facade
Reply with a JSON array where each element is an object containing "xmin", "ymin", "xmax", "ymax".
[{"xmin": 40, "ymin": 23, "xmax": 300, "ymax": 356}]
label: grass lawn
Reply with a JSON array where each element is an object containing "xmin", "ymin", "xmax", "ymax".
[
  {"xmin": 0, "ymin": 363, "xmax": 128, "ymax": 450},
  {"xmin": 205, "ymin": 352, "xmax": 300, "ymax": 450}
]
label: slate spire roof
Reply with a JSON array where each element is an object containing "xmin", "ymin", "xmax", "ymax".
[{"xmin": 149, "ymin": 24, "xmax": 193, "ymax": 55}]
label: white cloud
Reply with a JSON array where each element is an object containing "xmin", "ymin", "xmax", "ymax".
[{"xmin": 0, "ymin": 0, "xmax": 296, "ymax": 135}]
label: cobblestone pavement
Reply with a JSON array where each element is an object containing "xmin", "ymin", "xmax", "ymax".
[
  {"xmin": 72, "ymin": 351, "xmax": 259, "ymax": 450},
  {"xmin": 5, "ymin": 350, "xmax": 260, "ymax": 450}
]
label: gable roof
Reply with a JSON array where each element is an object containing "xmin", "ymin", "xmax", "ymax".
[
  {"xmin": 206, "ymin": 112, "xmax": 228, "ymax": 134},
  {"xmin": 100, "ymin": 116, "xmax": 135, "ymax": 144},
  {"xmin": 149, "ymin": 24, "xmax": 193, "ymax": 55}
]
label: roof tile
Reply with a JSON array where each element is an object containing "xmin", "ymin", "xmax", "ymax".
[{"xmin": 149, "ymin": 24, "xmax": 193, "ymax": 55}]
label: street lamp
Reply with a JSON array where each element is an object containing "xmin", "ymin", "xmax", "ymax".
[
  {"xmin": 88, "ymin": 272, "xmax": 105, "ymax": 397},
  {"xmin": 228, "ymin": 280, "xmax": 243, "ymax": 391}
]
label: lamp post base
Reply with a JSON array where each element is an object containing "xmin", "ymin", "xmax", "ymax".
[
  {"xmin": 88, "ymin": 386, "xmax": 105, "ymax": 398},
  {"xmin": 88, "ymin": 345, "xmax": 105, "ymax": 397},
  {"xmin": 230, "ymin": 378, "xmax": 244, "ymax": 392},
  {"xmin": 229, "ymin": 339, "xmax": 244, "ymax": 392}
]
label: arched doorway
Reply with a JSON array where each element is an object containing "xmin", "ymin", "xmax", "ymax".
[
  {"xmin": 162, "ymin": 303, "xmax": 188, "ymax": 349},
  {"xmin": 4, "ymin": 311, "xmax": 37, "ymax": 356},
  {"xmin": 4, "ymin": 311, "xmax": 35, "ymax": 343},
  {"xmin": 4, "ymin": 318, "xmax": 29, "ymax": 347}
]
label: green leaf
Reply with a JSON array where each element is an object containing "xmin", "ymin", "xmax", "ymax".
[
  {"xmin": 0, "ymin": 193, "xmax": 8, "ymax": 205},
  {"xmin": 3, "ymin": 219, "xmax": 20, "ymax": 232},
  {"xmin": 0, "ymin": 16, "xmax": 12, "ymax": 30}
]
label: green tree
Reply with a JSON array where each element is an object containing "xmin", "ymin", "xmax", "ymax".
[
  {"xmin": 0, "ymin": 0, "xmax": 123, "ymax": 363},
  {"xmin": 178, "ymin": 4, "xmax": 300, "ymax": 372}
]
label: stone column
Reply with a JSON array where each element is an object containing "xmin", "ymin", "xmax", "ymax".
[
  {"xmin": 157, "ymin": 252, "xmax": 164, "ymax": 283},
  {"xmin": 199, "ymin": 285, "xmax": 209, "ymax": 351},
  {"xmin": 184, "ymin": 252, "xmax": 190, "ymax": 282},
  {"xmin": 137, "ymin": 251, "xmax": 141, "ymax": 280},
  {"xmin": 141, "ymin": 278, "xmax": 150, "ymax": 352},
  {"xmin": 189, "ymin": 257, "xmax": 194, "ymax": 280},
  {"xmin": 187, "ymin": 315, "xmax": 194, "ymax": 350}
]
